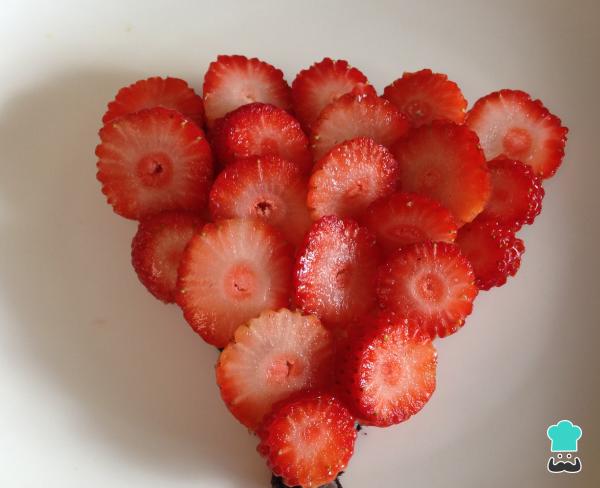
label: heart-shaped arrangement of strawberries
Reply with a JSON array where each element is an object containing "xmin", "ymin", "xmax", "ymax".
[{"xmin": 95, "ymin": 55, "xmax": 567, "ymax": 488}]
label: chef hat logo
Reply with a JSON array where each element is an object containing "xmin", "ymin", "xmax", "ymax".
[{"xmin": 547, "ymin": 420, "xmax": 582, "ymax": 452}]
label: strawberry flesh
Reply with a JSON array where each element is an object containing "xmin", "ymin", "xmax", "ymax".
[
  {"xmin": 383, "ymin": 69, "xmax": 467, "ymax": 127},
  {"xmin": 131, "ymin": 210, "xmax": 204, "ymax": 303},
  {"xmin": 216, "ymin": 309, "xmax": 334, "ymax": 431},
  {"xmin": 392, "ymin": 120, "xmax": 491, "ymax": 226},
  {"xmin": 96, "ymin": 107, "xmax": 214, "ymax": 220},
  {"xmin": 478, "ymin": 157, "xmax": 544, "ymax": 230},
  {"xmin": 203, "ymin": 54, "xmax": 292, "ymax": 128},
  {"xmin": 211, "ymin": 102, "xmax": 312, "ymax": 172},
  {"xmin": 466, "ymin": 89, "xmax": 568, "ymax": 178},
  {"xmin": 336, "ymin": 313, "xmax": 437, "ymax": 426},
  {"xmin": 102, "ymin": 76, "xmax": 205, "ymax": 127},
  {"xmin": 311, "ymin": 86, "xmax": 410, "ymax": 161},
  {"xmin": 295, "ymin": 216, "xmax": 381, "ymax": 329},
  {"xmin": 376, "ymin": 241, "xmax": 478, "ymax": 338},
  {"xmin": 258, "ymin": 391, "xmax": 356, "ymax": 488},
  {"xmin": 209, "ymin": 155, "xmax": 311, "ymax": 246},
  {"xmin": 455, "ymin": 220, "xmax": 525, "ymax": 290},
  {"xmin": 292, "ymin": 58, "xmax": 368, "ymax": 130},
  {"xmin": 363, "ymin": 192, "xmax": 458, "ymax": 255},
  {"xmin": 176, "ymin": 218, "xmax": 293, "ymax": 348},
  {"xmin": 308, "ymin": 137, "xmax": 399, "ymax": 220}
]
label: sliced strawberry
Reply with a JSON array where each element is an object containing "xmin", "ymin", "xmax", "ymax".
[
  {"xmin": 307, "ymin": 137, "xmax": 399, "ymax": 220},
  {"xmin": 392, "ymin": 121, "xmax": 491, "ymax": 226},
  {"xmin": 211, "ymin": 102, "xmax": 312, "ymax": 172},
  {"xmin": 131, "ymin": 210, "xmax": 204, "ymax": 303},
  {"xmin": 383, "ymin": 69, "xmax": 467, "ymax": 128},
  {"xmin": 96, "ymin": 107, "xmax": 213, "ymax": 220},
  {"xmin": 455, "ymin": 220, "xmax": 525, "ymax": 290},
  {"xmin": 294, "ymin": 216, "xmax": 380, "ymax": 329},
  {"xmin": 479, "ymin": 157, "xmax": 544, "ymax": 230},
  {"xmin": 466, "ymin": 89, "xmax": 568, "ymax": 178},
  {"xmin": 209, "ymin": 155, "xmax": 311, "ymax": 246},
  {"xmin": 311, "ymin": 86, "xmax": 410, "ymax": 160},
  {"xmin": 176, "ymin": 218, "xmax": 293, "ymax": 348},
  {"xmin": 216, "ymin": 309, "xmax": 333, "ymax": 431},
  {"xmin": 102, "ymin": 77, "xmax": 205, "ymax": 126},
  {"xmin": 336, "ymin": 312, "xmax": 437, "ymax": 427},
  {"xmin": 203, "ymin": 54, "xmax": 292, "ymax": 128},
  {"xmin": 376, "ymin": 241, "xmax": 478, "ymax": 338},
  {"xmin": 258, "ymin": 391, "xmax": 356, "ymax": 488},
  {"xmin": 363, "ymin": 192, "xmax": 458, "ymax": 255},
  {"xmin": 291, "ymin": 58, "xmax": 368, "ymax": 130}
]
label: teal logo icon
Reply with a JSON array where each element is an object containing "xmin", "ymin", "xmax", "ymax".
[{"xmin": 546, "ymin": 420, "xmax": 582, "ymax": 473}]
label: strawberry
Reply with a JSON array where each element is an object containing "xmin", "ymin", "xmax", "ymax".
[
  {"xmin": 211, "ymin": 102, "xmax": 312, "ymax": 172},
  {"xmin": 209, "ymin": 155, "xmax": 311, "ymax": 246},
  {"xmin": 376, "ymin": 241, "xmax": 478, "ymax": 338},
  {"xmin": 176, "ymin": 218, "xmax": 293, "ymax": 348},
  {"xmin": 478, "ymin": 157, "xmax": 544, "ymax": 230},
  {"xmin": 383, "ymin": 69, "xmax": 467, "ymax": 127},
  {"xmin": 336, "ymin": 313, "xmax": 437, "ymax": 427},
  {"xmin": 311, "ymin": 85, "xmax": 410, "ymax": 160},
  {"xmin": 363, "ymin": 192, "xmax": 458, "ymax": 255},
  {"xmin": 455, "ymin": 220, "xmax": 525, "ymax": 290},
  {"xmin": 203, "ymin": 54, "xmax": 292, "ymax": 128},
  {"xmin": 96, "ymin": 107, "xmax": 213, "ymax": 220},
  {"xmin": 307, "ymin": 137, "xmax": 399, "ymax": 220},
  {"xmin": 131, "ymin": 210, "xmax": 204, "ymax": 303},
  {"xmin": 291, "ymin": 58, "xmax": 368, "ymax": 130},
  {"xmin": 392, "ymin": 121, "xmax": 491, "ymax": 226},
  {"xmin": 257, "ymin": 391, "xmax": 356, "ymax": 488},
  {"xmin": 294, "ymin": 216, "xmax": 380, "ymax": 329},
  {"xmin": 102, "ymin": 77, "xmax": 205, "ymax": 127},
  {"xmin": 216, "ymin": 309, "xmax": 334, "ymax": 431},
  {"xmin": 465, "ymin": 89, "xmax": 568, "ymax": 178}
]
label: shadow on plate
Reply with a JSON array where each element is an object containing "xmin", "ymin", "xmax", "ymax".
[{"xmin": 0, "ymin": 69, "xmax": 267, "ymax": 487}]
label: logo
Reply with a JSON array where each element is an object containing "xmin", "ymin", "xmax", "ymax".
[{"xmin": 546, "ymin": 420, "xmax": 582, "ymax": 473}]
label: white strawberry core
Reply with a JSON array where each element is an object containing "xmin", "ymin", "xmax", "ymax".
[
  {"xmin": 224, "ymin": 262, "xmax": 257, "ymax": 300},
  {"xmin": 136, "ymin": 152, "xmax": 173, "ymax": 187},
  {"xmin": 266, "ymin": 354, "xmax": 304, "ymax": 385},
  {"xmin": 381, "ymin": 360, "xmax": 402, "ymax": 386},
  {"xmin": 405, "ymin": 99, "xmax": 431, "ymax": 123},
  {"xmin": 416, "ymin": 272, "xmax": 445, "ymax": 302},
  {"xmin": 253, "ymin": 198, "xmax": 277, "ymax": 218},
  {"xmin": 389, "ymin": 225, "xmax": 425, "ymax": 242},
  {"xmin": 502, "ymin": 127, "xmax": 532, "ymax": 158}
]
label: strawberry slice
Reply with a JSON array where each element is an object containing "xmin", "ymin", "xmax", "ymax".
[
  {"xmin": 292, "ymin": 58, "xmax": 368, "ymax": 130},
  {"xmin": 203, "ymin": 54, "xmax": 292, "ymax": 128},
  {"xmin": 96, "ymin": 107, "xmax": 213, "ymax": 220},
  {"xmin": 102, "ymin": 77, "xmax": 205, "ymax": 126},
  {"xmin": 392, "ymin": 121, "xmax": 491, "ymax": 226},
  {"xmin": 131, "ymin": 210, "xmax": 204, "ymax": 303},
  {"xmin": 216, "ymin": 309, "xmax": 334, "ymax": 431},
  {"xmin": 211, "ymin": 102, "xmax": 312, "ymax": 172},
  {"xmin": 478, "ymin": 157, "xmax": 544, "ymax": 230},
  {"xmin": 307, "ymin": 137, "xmax": 399, "ymax": 220},
  {"xmin": 363, "ymin": 192, "xmax": 458, "ymax": 255},
  {"xmin": 383, "ymin": 69, "xmax": 467, "ymax": 127},
  {"xmin": 311, "ymin": 85, "xmax": 410, "ymax": 160},
  {"xmin": 209, "ymin": 155, "xmax": 311, "ymax": 246},
  {"xmin": 455, "ymin": 220, "xmax": 525, "ymax": 290},
  {"xmin": 176, "ymin": 218, "xmax": 293, "ymax": 348},
  {"xmin": 336, "ymin": 313, "xmax": 437, "ymax": 427},
  {"xmin": 294, "ymin": 216, "xmax": 380, "ymax": 329},
  {"xmin": 376, "ymin": 241, "xmax": 478, "ymax": 338},
  {"xmin": 466, "ymin": 89, "xmax": 568, "ymax": 178},
  {"xmin": 258, "ymin": 391, "xmax": 356, "ymax": 488}
]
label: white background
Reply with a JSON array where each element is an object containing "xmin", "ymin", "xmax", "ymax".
[{"xmin": 0, "ymin": 0, "xmax": 598, "ymax": 486}]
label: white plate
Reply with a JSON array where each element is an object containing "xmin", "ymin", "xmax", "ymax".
[{"xmin": 0, "ymin": 1, "xmax": 598, "ymax": 487}]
